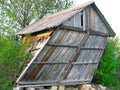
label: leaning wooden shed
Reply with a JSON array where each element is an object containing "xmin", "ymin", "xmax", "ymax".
[{"xmin": 15, "ymin": 1, "xmax": 115, "ymax": 89}]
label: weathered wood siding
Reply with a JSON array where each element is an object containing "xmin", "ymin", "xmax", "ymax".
[
  {"xmin": 65, "ymin": 35, "xmax": 107, "ymax": 81},
  {"xmin": 18, "ymin": 27, "xmax": 107, "ymax": 86},
  {"xmin": 16, "ymin": 4, "xmax": 114, "ymax": 87},
  {"xmin": 88, "ymin": 6, "xmax": 109, "ymax": 33},
  {"xmin": 63, "ymin": 10, "xmax": 86, "ymax": 30},
  {"xmin": 63, "ymin": 6, "xmax": 109, "ymax": 34}
]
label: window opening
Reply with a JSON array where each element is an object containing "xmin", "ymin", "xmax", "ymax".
[{"xmin": 81, "ymin": 11, "xmax": 83, "ymax": 27}]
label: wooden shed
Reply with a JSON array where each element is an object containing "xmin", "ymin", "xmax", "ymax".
[{"xmin": 15, "ymin": 1, "xmax": 115, "ymax": 90}]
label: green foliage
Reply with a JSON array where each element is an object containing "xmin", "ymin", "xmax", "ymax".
[
  {"xmin": 0, "ymin": 84, "xmax": 11, "ymax": 90},
  {"xmin": 0, "ymin": 5, "xmax": 16, "ymax": 35},
  {"xmin": 0, "ymin": 0, "xmax": 74, "ymax": 89},
  {"xmin": 0, "ymin": 0, "xmax": 73, "ymax": 29},
  {"xmin": 0, "ymin": 1, "xmax": 73, "ymax": 89},
  {"xmin": 93, "ymin": 37, "xmax": 120, "ymax": 88},
  {"xmin": 0, "ymin": 35, "xmax": 30, "ymax": 89}
]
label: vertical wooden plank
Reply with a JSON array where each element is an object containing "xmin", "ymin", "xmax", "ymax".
[
  {"xmin": 58, "ymin": 85, "xmax": 65, "ymax": 90},
  {"xmin": 50, "ymin": 86, "xmax": 57, "ymax": 90},
  {"xmin": 28, "ymin": 47, "xmax": 56, "ymax": 81},
  {"xmin": 85, "ymin": 7, "xmax": 90, "ymax": 30},
  {"xmin": 13, "ymin": 87, "xmax": 23, "ymax": 90},
  {"xmin": 63, "ymin": 12, "xmax": 83, "ymax": 28},
  {"xmin": 35, "ymin": 87, "xmax": 44, "ymax": 90},
  {"xmin": 27, "ymin": 30, "xmax": 68, "ymax": 81},
  {"xmin": 84, "ymin": 64, "xmax": 93, "ymax": 79},
  {"xmin": 26, "ymin": 87, "xmax": 35, "ymax": 90},
  {"xmin": 90, "ymin": 7, "xmax": 95, "ymax": 30},
  {"xmin": 58, "ymin": 31, "xmax": 90, "ymax": 81},
  {"xmin": 83, "ymin": 10, "xmax": 86, "ymax": 30},
  {"xmin": 94, "ymin": 7, "xmax": 109, "ymax": 34}
]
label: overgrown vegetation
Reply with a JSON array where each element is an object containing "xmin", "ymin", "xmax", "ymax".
[
  {"xmin": 0, "ymin": 0, "xmax": 120, "ymax": 90},
  {"xmin": 0, "ymin": 34, "xmax": 30, "ymax": 90},
  {"xmin": 0, "ymin": 1, "xmax": 73, "ymax": 90},
  {"xmin": 93, "ymin": 37, "xmax": 120, "ymax": 89},
  {"xmin": 1, "ymin": 0, "xmax": 73, "ymax": 29}
]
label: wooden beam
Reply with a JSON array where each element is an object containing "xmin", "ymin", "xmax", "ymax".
[
  {"xmin": 47, "ymin": 43, "xmax": 77, "ymax": 48},
  {"xmin": 60, "ymin": 79, "xmax": 91, "ymax": 84},
  {"xmin": 27, "ymin": 30, "xmax": 68, "ymax": 81},
  {"xmin": 60, "ymin": 25, "xmax": 86, "ymax": 33},
  {"xmin": 58, "ymin": 30, "xmax": 90, "ymax": 82},
  {"xmin": 81, "ymin": 47, "xmax": 103, "ymax": 50},
  {"xmin": 27, "ymin": 47, "xmax": 56, "ymax": 81},
  {"xmin": 58, "ymin": 85, "xmax": 65, "ymax": 90},
  {"xmin": 16, "ymin": 37, "xmax": 50, "ymax": 83},
  {"xmin": 17, "ymin": 83, "xmax": 58, "ymax": 87},
  {"xmin": 18, "ymin": 80, "xmax": 90, "ymax": 88},
  {"xmin": 71, "ymin": 61, "xmax": 98, "ymax": 65},
  {"xmin": 48, "ymin": 43, "xmax": 103, "ymax": 50},
  {"xmin": 89, "ymin": 30, "xmax": 109, "ymax": 37},
  {"xmin": 26, "ymin": 87, "xmax": 35, "ymax": 90},
  {"xmin": 18, "ymin": 80, "xmax": 58, "ymax": 85},
  {"xmin": 33, "ymin": 62, "xmax": 98, "ymax": 65},
  {"xmin": 30, "ymin": 48, "xmax": 40, "ymax": 51},
  {"xmin": 50, "ymin": 86, "xmax": 57, "ymax": 90},
  {"xmin": 35, "ymin": 87, "xmax": 44, "ymax": 90},
  {"xmin": 60, "ymin": 25, "xmax": 109, "ymax": 37},
  {"xmin": 33, "ymin": 62, "xmax": 68, "ymax": 64}
]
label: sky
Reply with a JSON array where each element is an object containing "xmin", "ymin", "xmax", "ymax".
[{"xmin": 74, "ymin": 0, "xmax": 120, "ymax": 37}]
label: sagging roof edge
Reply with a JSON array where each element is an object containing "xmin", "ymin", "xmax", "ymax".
[{"xmin": 92, "ymin": 3, "xmax": 116, "ymax": 37}]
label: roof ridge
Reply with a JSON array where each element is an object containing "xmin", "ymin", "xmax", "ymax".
[
  {"xmin": 15, "ymin": 0, "xmax": 95, "ymax": 35},
  {"xmin": 42, "ymin": 0, "xmax": 94, "ymax": 19}
]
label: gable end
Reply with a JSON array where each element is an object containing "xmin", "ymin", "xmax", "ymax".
[{"xmin": 92, "ymin": 3, "xmax": 116, "ymax": 37}]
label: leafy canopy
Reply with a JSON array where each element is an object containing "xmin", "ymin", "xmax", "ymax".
[
  {"xmin": 1, "ymin": 0, "xmax": 73, "ymax": 29},
  {"xmin": 0, "ymin": 0, "xmax": 73, "ymax": 89}
]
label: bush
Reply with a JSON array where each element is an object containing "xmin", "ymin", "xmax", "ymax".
[
  {"xmin": 0, "ymin": 84, "xmax": 12, "ymax": 90},
  {"xmin": 0, "ymin": 35, "xmax": 30, "ymax": 89},
  {"xmin": 93, "ymin": 37, "xmax": 120, "ymax": 88}
]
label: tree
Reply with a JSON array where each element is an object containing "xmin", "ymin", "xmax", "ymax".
[
  {"xmin": 0, "ymin": 34, "xmax": 30, "ymax": 89},
  {"xmin": 93, "ymin": 37, "xmax": 120, "ymax": 89},
  {"xmin": 0, "ymin": 1, "xmax": 16, "ymax": 35},
  {"xmin": 0, "ymin": 0, "xmax": 73, "ymax": 29},
  {"xmin": 0, "ymin": 1, "xmax": 73, "ymax": 89}
]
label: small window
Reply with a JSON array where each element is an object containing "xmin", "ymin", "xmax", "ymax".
[{"xmin": 81, "ymin": 11, "xmax": 83, "ymax": 27}]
